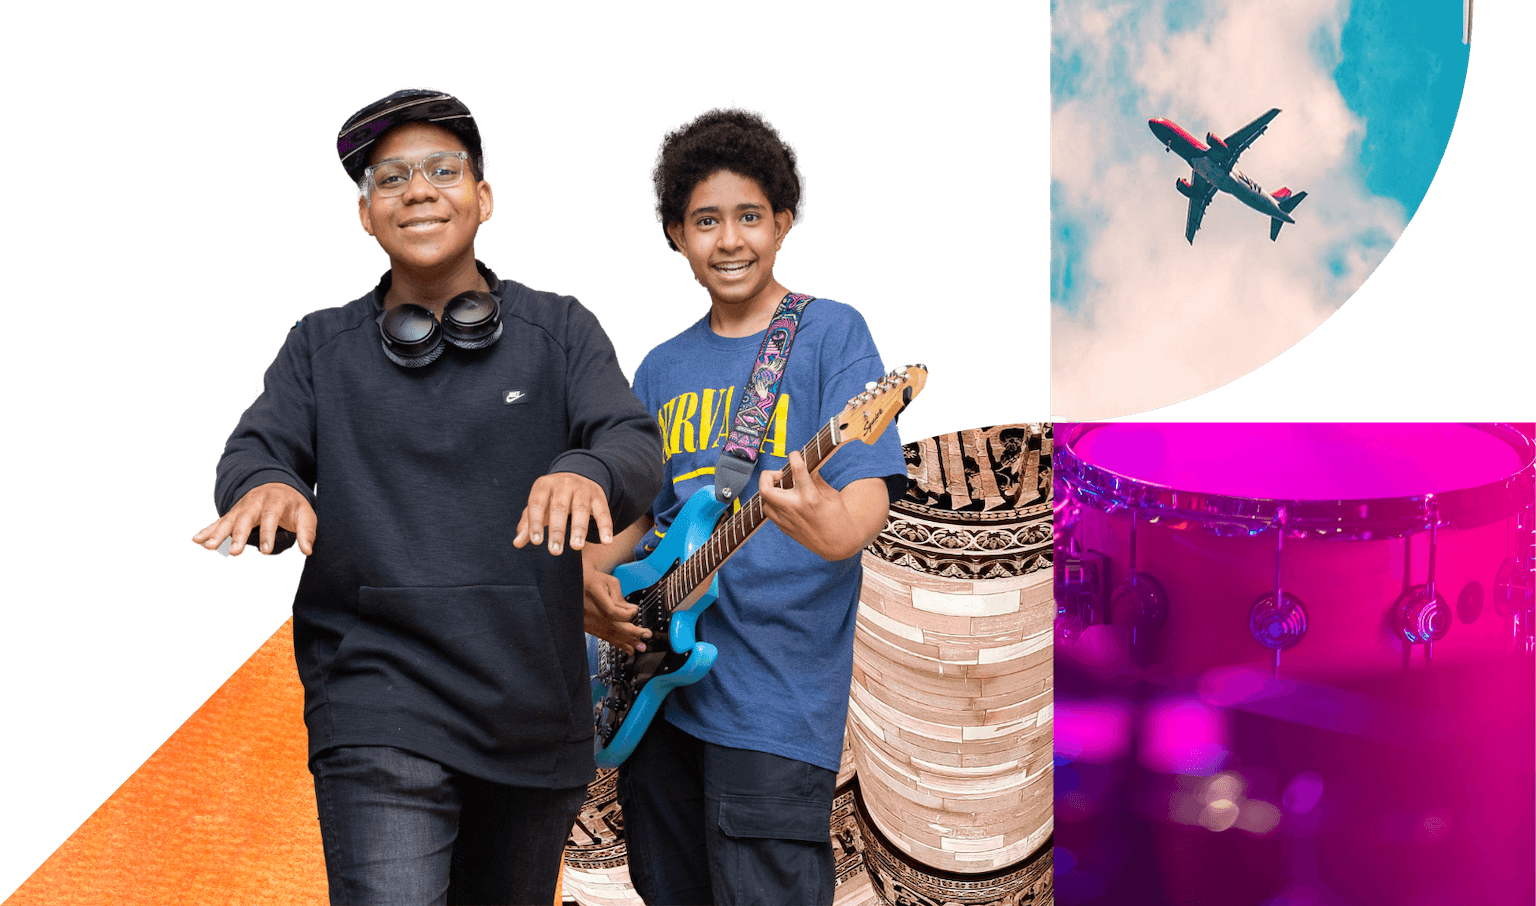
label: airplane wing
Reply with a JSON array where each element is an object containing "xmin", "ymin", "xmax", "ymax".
[
  {"xmin": 1222, "ymin": 107, "xmax": 1281, "ymax": 166},
  {"xmin": 1185, "ymin": 175, "xmax": 1217, "ymax": 244}
]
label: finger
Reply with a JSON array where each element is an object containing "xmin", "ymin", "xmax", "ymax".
[
  {"xmin": 604, "ymin": 619, "xmax": 650, "ymax": 652},
  {"xmin": 193, "ymin": 518, "xmax": 227, "ymax": 547},
  {"xmin": 597, "ymin": 591, "xmax": 639, "ymax": 621},
  {"xmin": 293, "ymin": 503, "xmax": 318, "ymax": 556},
  {"xmin": 591, "ymin": 575, "xmax": 636, "ymax": 617},
  {"xmin": 567, "ymin": 500, "xmax": 591, "ymax": 551},
  {"xmin": 514, "ymin": 483, "xmax": 549, "ymax": 548},
  {"xmin": 586, "ymin": 615, "xmax": 631, "ymax": 653},
  {"xmin": 758, "ymin": 468, "xmax": 792, "ymax": 514},
  {"xmin": 258, "ymin": 507, "xmax": 281, "ymax": 554},
  {"xmin": 780, "ymin": 454, "xmax": 804, "ymax": 491},
  {"xmin": 584, "ymin": 602, "xmax": 647, "ymax": 653},
  {"xmin": 545, "ymin": 498, "xmax": 569, "ymax": 555},
  {"xmin": 525, "ymin": 497, "xmax": 548, "ymax": 547},
  {"xmin": 590, "ymin": 496, "xmax": 614, "ymax": 545},
  {"xmin": 228, "ymin": 510, "xmax": 256, "ymax": 556},
  {"xmin": 199, "ymin": 522, "xmax": 235, "ymax": 558}
]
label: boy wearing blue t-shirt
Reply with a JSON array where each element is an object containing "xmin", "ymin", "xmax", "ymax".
[{"xmin": 582, "ymin": 110, "xmax": 906, "ymax": 905}]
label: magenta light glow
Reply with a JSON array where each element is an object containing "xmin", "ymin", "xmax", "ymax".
[
  {"xmin": 1053, "ymin": 698, "xmax": 1132, "ymax": 763},
  {"xmin": 1140, "ymin": 695, "xmax": 1229, "ymax": 775},
  {"xmin": 1282, "ymin": 770, "xmax": 1325, "ymax": 815}
]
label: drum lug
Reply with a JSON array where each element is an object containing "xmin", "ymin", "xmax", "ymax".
[
  {"xmin": 1055, "ymin": 549, "xmax": 1109, "ymax": 641},
  {"xmin": 1493, "ymin": 556, "xmax": 1536, "ymax": 653},
  {"xmin": 1395, "ymin": 584, "xmax": 1451, "ymax": 645},
  {"xmin": 1248, "ymin": 591, "xmax": 1308, "ymax": 651},
  {"xmin": 1494, "ymin": 556, "xmax": 1534, "ymax": 617},
  {"xmin": 1394, "ymin": 584, "xmax": 1451, "ymax": 667}
]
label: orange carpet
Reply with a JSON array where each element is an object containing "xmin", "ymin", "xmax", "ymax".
[
  {"xmin": 6, "ymin": 620, "xmax": 567, "ymax": 906},
  {"xmin": 6, "ymin": 619, "xmax": 327, "ymax": 905}
]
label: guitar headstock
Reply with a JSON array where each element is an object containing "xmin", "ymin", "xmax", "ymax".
[{"xmin": 835, "ymin": 364, "xmax": 928, "ymax": 446}]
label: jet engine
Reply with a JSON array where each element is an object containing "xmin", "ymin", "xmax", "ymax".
[
  {"xmin": 1204, "ymin": 131, "xmax": 1228, "ymax": 163},
  {"xmin": 1176, "ymin": 177, "xmax": 1196, "ymax": 198}
]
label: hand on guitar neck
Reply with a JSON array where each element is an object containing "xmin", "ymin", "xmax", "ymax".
[{"xmin": 757, "ymin": 451, "xmax": 892, "ymax": 562}]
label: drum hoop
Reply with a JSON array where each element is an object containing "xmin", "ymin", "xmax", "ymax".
[{"xmin": 1058, "ymin": 423, "xmax": 1535, "ymax": 540}]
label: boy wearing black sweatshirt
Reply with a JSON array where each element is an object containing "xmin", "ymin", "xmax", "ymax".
[{"xmin": 193, "ymin": 89, "xmax": 662, "ymax": 905}]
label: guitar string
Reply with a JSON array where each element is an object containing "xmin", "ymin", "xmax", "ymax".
[
  {"xmin": 659, "ymin": 419, "xmax": 840, "ymax": 610},
  {"xmin": 621, "ymin": 369, "xmax": 907, "ymax": 641},
  {"xmin": 605, "ymin": 371, "xmax": 907, "ymax": 714}
]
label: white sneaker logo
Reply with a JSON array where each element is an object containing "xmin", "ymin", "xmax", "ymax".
[{"xmin": 504, "ymin": 390, "xmax": 526, "ymax": 404}]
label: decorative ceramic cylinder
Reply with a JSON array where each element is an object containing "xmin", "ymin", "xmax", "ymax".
[
  {"xmin": 849, "ymin": 425, "xmax": 1055, "ymax": 880},
  {"xmin": 562, "ymin": 769, "xmax": 642, "ymax": 906},
  {"xmin": 851, "ymin": 560, "xmax": 1054, "ymax": 873}
]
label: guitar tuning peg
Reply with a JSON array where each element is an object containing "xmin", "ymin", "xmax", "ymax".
[{"xmin": 865, "ymin": 381, "xmax": 878, "ymax": 392}]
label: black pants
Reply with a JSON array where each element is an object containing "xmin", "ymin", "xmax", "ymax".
[
  {"xmin": 311, "ymin": 745, "xmax": 587, "ymax": 906},
  {"xmin": 617, "ymin": 719, "xmax": 836, "ymax": 906}
]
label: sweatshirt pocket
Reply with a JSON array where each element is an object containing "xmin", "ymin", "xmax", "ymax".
[{"xmin": 329, "ymin": 585, "xmax": 576, "ymax": 757}]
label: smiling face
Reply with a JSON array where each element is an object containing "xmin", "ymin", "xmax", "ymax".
[
  {"xmin": 358, "ymin": 122, "xmax": 493, "ymax": 278},
  {"xmin": 666, "ymin": 169, "xmax": 793, "ymax": 329}
]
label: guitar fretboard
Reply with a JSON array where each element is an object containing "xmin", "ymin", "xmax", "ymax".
[{"xmin": 660, "ymin": 418, "xmax": 842, "ymax": 611}]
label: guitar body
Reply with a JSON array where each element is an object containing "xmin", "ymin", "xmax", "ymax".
[
  {"xmin": 585, "ymin": 363, "xmax": 927, "ymax": 770},
  {"xmin": 589, "ymin": 486, "xmax": 725, "ymax": 769}
]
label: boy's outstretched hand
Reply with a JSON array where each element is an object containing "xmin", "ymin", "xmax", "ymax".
[
  {"xmin": 192, "ymin": 482, "xmax": 317, "ymax": 556},
  {"xmin": 515, "ymin": 472, "xmax": 613, "ymax": 556}
]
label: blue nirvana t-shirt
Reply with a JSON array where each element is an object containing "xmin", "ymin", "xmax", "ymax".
[{"xmin": 630, "ymin": 298, "xmax": 907, "ymax": 772}]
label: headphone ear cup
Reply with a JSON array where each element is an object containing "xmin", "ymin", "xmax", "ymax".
[
  {"xmin": 442, "ymin": 290, "xmax": 502, "ymax": 350},
  {"xmin": 378, "ymin": 304, "xmax": 445, "ymax": 368}
]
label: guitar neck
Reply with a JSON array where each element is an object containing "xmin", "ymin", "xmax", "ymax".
[{"xmin": 663, "ymin": 418, "xmax": 844, "ymax": 610}]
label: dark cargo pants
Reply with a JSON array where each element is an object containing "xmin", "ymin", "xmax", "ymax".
[{"xmin": 618, "ymin": 718, "xmax": 837, "ymax": 906}]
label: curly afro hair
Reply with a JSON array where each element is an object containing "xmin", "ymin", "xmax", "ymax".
[{"xmin": 653, "ymin": 109, "xmax": 802, "ymax": 251}]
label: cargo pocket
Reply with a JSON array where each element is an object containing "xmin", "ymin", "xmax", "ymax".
[
  {"xmin": 716, "ymin": 793, "xmax": 835, "ymax": 904},
  {"xmin": 717, "ymin": 794, "xmax": 831, "ymax": 843}
]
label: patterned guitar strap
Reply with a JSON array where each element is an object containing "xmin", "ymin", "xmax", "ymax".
[{"xmin": 714, "ymin": 292, "xmax": 815, "ymax": 503}]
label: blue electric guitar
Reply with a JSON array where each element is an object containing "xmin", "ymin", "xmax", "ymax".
[{"xmin": 588, "ymin": 364, "xmax": 927, "ymax": 768}]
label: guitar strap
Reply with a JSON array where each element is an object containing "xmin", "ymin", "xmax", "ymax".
[{"xmin": 714, "ymin": 292, "xmax": 815, "ymax": 502}]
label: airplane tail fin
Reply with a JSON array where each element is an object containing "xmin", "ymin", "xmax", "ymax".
[{"xmin": 1269, "ymin": 188, "xmax": 1308, "ymax": 241}]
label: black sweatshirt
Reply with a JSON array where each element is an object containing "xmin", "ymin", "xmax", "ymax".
[{"xmin": 215, "ymin": 265, "xmax": 663, "ymax": 787}]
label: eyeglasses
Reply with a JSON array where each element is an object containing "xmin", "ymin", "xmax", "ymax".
[{"xmin": 364, "ymin": 151, "xmax": 470, "ymax": 197}]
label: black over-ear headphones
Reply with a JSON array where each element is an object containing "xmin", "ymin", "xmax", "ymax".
[{"xmin": 377, "ymin": 290, "xmax": 503, "ymax": 367}]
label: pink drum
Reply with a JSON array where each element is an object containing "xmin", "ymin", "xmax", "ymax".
[{"xmin": 1055, "ymin": 424, "xmax": 1535, "ymax": 679}]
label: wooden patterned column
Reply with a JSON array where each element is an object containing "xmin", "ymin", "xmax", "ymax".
[
  {"xmin": 845, "ymin": 425, "xmax": 1055, "ymax": 901},
  {"xmin": 562, "ymin": 768, "xmax": 642, "ymax": 906}
]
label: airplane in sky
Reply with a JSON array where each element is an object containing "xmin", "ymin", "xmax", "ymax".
[{"xmin": 1148, "ymin": 108, "xmax": 1307, "ymax": 244}]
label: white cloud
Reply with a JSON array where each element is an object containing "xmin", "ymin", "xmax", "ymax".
[{"xmin": 1052, "ymin": 0, "xmax": 1410, "ymax": 418}]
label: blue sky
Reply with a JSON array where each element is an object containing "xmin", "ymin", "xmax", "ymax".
[{"xmin": 1051, "ymin": 0, "xmax": 1469, "ymax": 417}]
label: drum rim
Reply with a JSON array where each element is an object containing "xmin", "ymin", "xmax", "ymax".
[{"xmin": 1058, "ymin": 423, "xmax": 1535, "ymax": 540}]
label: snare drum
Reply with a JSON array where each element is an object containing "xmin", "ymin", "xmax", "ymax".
[{"xmin": 1055, "ymin": 424, "xmax": 1535, "ymax": 679}]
